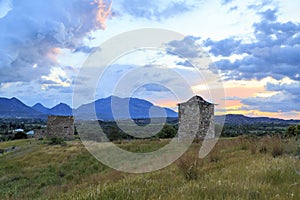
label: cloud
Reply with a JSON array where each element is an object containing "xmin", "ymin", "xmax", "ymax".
[
  {"xmin": 247, "ymin": 0, "xmax": 277, "ymax": 11},
  {"xmin": 229, "ymin": 6, "xmax": 238, "ymax": 12},
  {"xmin": 0, "ymin": 0, "xmax": 12, "ymax": 18},
  {"xmin": 228, "ymin": 80, "xmax": 300, "ymax": 113},
  {"xmin": 73, "ymin": 46, "xmax": 100, "ymax": 54},
  {"xmin": 167, "ymin": 36, "xmax": 202, "ymax": 58},
  {"xmin": 0, "ymin": 0, "xmax": 103, "ymax": 84},
  {"xmin": 142, "ymin": 84, "xmax": 170, "ymax": 92},
  {"xmin": 205, "ymin": 9, "xmax": 300, "ymax": 81},
  {"xmin": 241, "ymin": 92, "xmax": 300, "ymax": 112},
  {"xmin": 259, "ymin": 8, "xmax": 277, "ymax": 21},
  {"xmin": 176, "ymin": 61, "xmax": 194, "ymax": 67},
  {"xmin": 266, "ymin": 82, "xmax": 300, "ymax": 96},
  {"xmin": 116, "ymin": 0, "xmax": 197, "ymax": 20},
  {"xmin": 204, "ymin": 38, "xmax": 241, "ymax": 56},
  {"xmin": 221, "ymin": 0, "xmax": 234, "ymax": 5}
]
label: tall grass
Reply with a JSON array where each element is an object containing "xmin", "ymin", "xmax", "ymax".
[
  {"xmin": 271, "ymin": 136, "xmax": 284, "ymax": 158},
  {"xmin": 176, "ymin": 152, "xmax": 203, "ymax": 181},
  {"xmin": 0, "ymin": 137, "xmax": 299, "ymax": 199}
]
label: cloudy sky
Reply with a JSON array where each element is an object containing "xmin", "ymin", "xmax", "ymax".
[{"xmin": 0, "ymin": 0, "xmax": 300, "ymax": 119}]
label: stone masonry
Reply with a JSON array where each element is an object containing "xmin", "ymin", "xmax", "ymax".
[
  {"xmin": 178, "ymin": 96, "xmax": 215, "ymax": 139},
  {"xmin": 45, "ymin": 116, "xmax": 75, "ymax": 140}
]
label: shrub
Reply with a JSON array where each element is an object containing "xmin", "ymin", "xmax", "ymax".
[
  {"xmin": 48, "ymin": 137, "xmax": 67, "ymax": 146},
  {"xmin": 209, "ymin": 149, "xmax": 221, "ymax": 163},
  {"xmin": 250, "ymin": 144, "xmax": 257, "ymax": 154},
  {"xmin": 176, "ymin": 153, "xmax": 203, "ymax": 181},
  {"xmin": 13, "ymin": 132, "xmax": 27, "ymax": 140},
  {"xmin": 157, "ymin": 125, "xmax": 177, "ymax": 139},
  {"xmin": 271, "ymin": 136, "xmax": 284, "ymax": 158},
  {"xmin": 295, "ymin": 146, "xmax": 300, "ymax": 157},
  {"xmin": 259, "ymin": 145, "xmax": 268, "ymax": 154},
  {"xmin": 272, "ymin": 144, "xmax": 284, "ymax": 157},
  {"xmin": 271, "ymin": 143, "xmax": 284, "ymax": 158}
]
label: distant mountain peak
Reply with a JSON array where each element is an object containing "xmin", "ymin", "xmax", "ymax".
[
  {"xmin": 0, "ymin": 97, "xmax": 45, "ymax": 119},
  {"xmin": 33, "ymin": 103, "xmax": 46, "ymax": 108},
  {"xmin": 50, "ymin": 103, "xmax": 73, "ymax": 116},
  {"xmin": 32, "ymin": 103, "xmax": 51, "ymax": 115},
  {"xmin": 53, "ymin": 102, "xmax": 69, "ymax": 107}
]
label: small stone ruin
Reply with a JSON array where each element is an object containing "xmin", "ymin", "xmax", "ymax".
[
  {"xmin": 178, "ymin": 96, "xmax": 215, "ymax": 139},
  {"xmin": 35, "ymin": 116, "xmax": 75, "ymax": 140}
]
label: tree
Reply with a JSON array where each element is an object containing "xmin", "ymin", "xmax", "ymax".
[
  {"xmin": 285, "ymin": 125, "xmax": 300, "ymax": 138},
  {"xmin": 158, "ymin": 125, "xmax": 177, "ymax": 139},
  {"xmin": 13, "ymin": 132, "xmax": 27, "ymax": 140},
  {"xmin": 295, "ymin": 125, "xmax": 300, "ymax": 136}
]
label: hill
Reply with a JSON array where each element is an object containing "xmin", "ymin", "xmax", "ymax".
[
  {"xmin": 0, "ymin": 97, "xmax": 45, "ymax": 119},
  {"xmin": 74, "ymin": 96, "xmax": 178, "ymax": 120},
  {"xmin": 0, "ymin": 138, "xmax": 299, "ymax": 199},
  {"xmin": 1, "ymin": 97, "xmax": 299, "ymax": 125},
  {"xmin": 216, "ymin": 114, "xmax": 300, "ymax": 125},
  {"xmin": 32, "ymin": 103, "xmax": 51, "ymax": 115},
  {"xmin": 0, "ymin": 96, "xmax": 177, "ymax": 120},
  {"xmin": 49, "ymin": 103, "xmax": 73, "ymax": 116}
]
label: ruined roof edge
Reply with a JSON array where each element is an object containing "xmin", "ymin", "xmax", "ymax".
[{"xmin": 177, "ymin": 95, "xmax": 217, "ymax": 105}]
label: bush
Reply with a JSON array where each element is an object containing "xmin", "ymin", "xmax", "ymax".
[
  {"xmin": 295, "ymin": 145, "xmax": 300, "ymax": 157},
  {"xmin": 250, "ymin": 144, "xmax": 257, "ymax": 154},
  {"xmin": 271, "ymin": 136, "xmax": 284, "ymax": 158},
  {"xmin": 259, "ymin": 146, "xmax": 268, "ymax": 154},
  {"xmin": 176, "ymin": 153, "xmax": 203, "ymax": 181},
  {"xmin": 48, "ymin": 137, "xmax": 67, "ymax": 146},
  {"xmin": 272, "ymin": 144, "xmax": 284, "ymax": 157},
  {"xmin": 13, "ymin": 132, "xmax": 27, "ymax": 140},
  {"xmin": 209, "ymin": 149, "xmax": 221, "ymax": 163},
  {"xmin": 157, "ymin": 125, "xmax": 177, "ymax": 139}
]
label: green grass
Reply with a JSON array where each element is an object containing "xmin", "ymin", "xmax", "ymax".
[{"xmin": 0, "ymin": 137, "xmax": 299, "ymax": 199}]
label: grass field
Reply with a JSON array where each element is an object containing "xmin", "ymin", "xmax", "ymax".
[{"xmin": 0, "ymin": 136, "xmax": 299, "ymax": 199}]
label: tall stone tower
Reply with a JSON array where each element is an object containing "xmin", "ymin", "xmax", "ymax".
[{"xmin": 178, "ymin": 96, "xmax": 215, "ymax": 139}]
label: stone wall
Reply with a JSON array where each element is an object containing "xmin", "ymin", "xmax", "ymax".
[
  {"xmin": 178, "ymin": 96, "xmax": 215, "ymax": 139},
  {"xmin": 34, "ymin": 129, "xmax": 47, "ymax": 139},
  {"xmin": 45, "ymin": 116, "xmax": 75, "ymax": 140}
]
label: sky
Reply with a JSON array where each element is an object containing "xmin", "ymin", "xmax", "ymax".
[{"xmin": 0, "ymin": 0, "xmax": 300, "ymax": 119}]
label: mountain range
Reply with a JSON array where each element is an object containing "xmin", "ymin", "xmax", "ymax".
[
  {"xmin": 0, "ymin": 97, "xmax": 299, "ymax": 125},
  {"xmin": 0, "ymin": 96, "xmax": 177, "ymax": 120}
]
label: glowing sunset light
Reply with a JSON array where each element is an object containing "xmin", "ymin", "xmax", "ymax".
[
  {"xmin": 91, "ymin": 0, "xmax": 112, "ymax": 30},
  {"xmin": 0, "ymin": 0, "xmax": 299, "ymax": 119}
]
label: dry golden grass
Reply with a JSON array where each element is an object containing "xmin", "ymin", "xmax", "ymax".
[{"xmin": 0, "ymin": 136, "xmax": 299, "ymax": 199}]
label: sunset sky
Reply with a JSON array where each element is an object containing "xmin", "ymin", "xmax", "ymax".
[{"xmin": 0, "ymin": 0, "xmax": 300, "ymax": 119}]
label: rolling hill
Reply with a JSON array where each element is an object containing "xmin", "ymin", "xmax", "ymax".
[{"xmin": 1, "ymin": 97, "xmax": 299, "ymax": 125}]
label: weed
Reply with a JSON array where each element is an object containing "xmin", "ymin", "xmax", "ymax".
[
  {"xmin": 176, "ymin": 152, "xmax": 203, "ymax": 181},
  {"xmin": 271, "ymin": 136, "xmax": 284, "ymax": 158},
  {"xmin": 250, "ymin": 144, "xmax": 257, "ymax": 154},
  {"xmin": 48, "ymin": 137, "xmax": 67, "ymax": 146},
  {"xmin": 259, "ymin": 145, "xmax": 268, "ymax": 154},
  {"xmin": 296, "ymin": 145, "xmax": 300, "ymax": 157},
  {"xmin": 209, "ymin": 149, "xmax": 221, "ymax": 163},
  {"xmin": 272, "ymin": 143, "xmax": 284, "ymax": 157}
]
